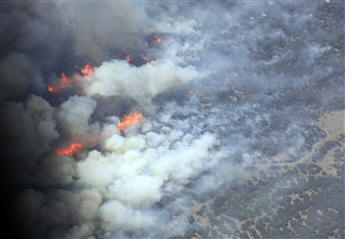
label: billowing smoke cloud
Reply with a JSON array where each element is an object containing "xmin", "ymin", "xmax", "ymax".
[
  {"xmin": 82, "ymin": 60, "xmax": 200, "ymax": 100},
  {"xmin": 57, "ymin": 96, "xmax": 98, "ymax": 138},
  {"xmin": 1, "ymin": 1, "xmax": 343, "ymax": 239},
  {"xmin": 0, "ymin": 53, "xmax": 44, "ymax": 101}
]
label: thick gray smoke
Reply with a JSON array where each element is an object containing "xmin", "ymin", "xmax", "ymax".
[{"xmin": 1, "ymin": 1, "xmax": 343, "ymax": 239}]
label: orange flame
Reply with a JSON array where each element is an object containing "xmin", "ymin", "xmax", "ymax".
[
  {"xmin": 116, "ymin": 112, "xmax": 144, "ymax": 131},
  {"xmin": 125, "ymin": 55, "xmax": 131, "ymax": 62},
  {"xmin": 48, "ymin": 72, "xmax": 71, "ymax": 93},
  {"xmin": 142, "ymin": 56, "xmax": 150, "ymax": 64},
  {"xmin": 61, "ymin": 72, "xmax": 69, "ymax": 83},
  {"xmin": 56, "ymin": 142, "xmax": 84, "ymax": 156},
  {"xmin": 80, "ymin": 63, "xmax": 95, "ymax": 76},
  {"xmin": 48, "ymin": 63, "xmax": 95, "ymax": 93},
  {"xmin": 47, "ymin": 86, "xmax": 55, "ymax": 93},
  {"xmin": 154, "ymin": 34, "xmax": 162, "ymax": 44}
]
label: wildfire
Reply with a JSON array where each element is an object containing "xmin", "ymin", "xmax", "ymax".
[
  {"xmin": 47, "ymin": 86, "xmax": 54, "ymax": 93},
  {"xmin": 142, "ymin": 56, "xmax": 150, "ymax": 64},
  {"xmin": 125, "ymin": 55, "xmax": 131, "ymax": 62},
  {"xmin": 48, "ymin": 63, "xmax": 95, "ymax": 93},
  {"xmin": 116, "ymin": 112, "xmax": 144, "ymax": 131},
  {"xmin": 48, "ymin": 72, "xmax": 71, "ymax": 93},
  {"xmin": 56, "ymin": 142, "xmax": 84, "ymax": 156},
  {"xmin": 80, "ymin": 63, "xmax": 95, "ymax": 76},
  {"xmin": 154, "ymin": 34, "xmax": 162, "ymax": 44}
]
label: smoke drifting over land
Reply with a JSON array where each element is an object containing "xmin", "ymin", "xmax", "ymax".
[{"xmin": 1, "ymin": 1, "xmax": 344, "ymax": 239}]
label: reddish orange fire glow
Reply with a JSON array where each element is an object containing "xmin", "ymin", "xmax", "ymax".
[
  {"xmin": 48, "ymin": 72, "xmax": 71, "ymax": 93},
  {"xmin": 48, "ymin": 63, "xmax": 96, "ymax": 93},
  {"xmin": 116, "ymin": 112, "xmax": 144, "ymax": 131},
  {"xmin": 61, "ymin": 72, "xmax": 69, "ymax": 83},
  {"xmin": 80, "ymin": 63, "xmax": 95, "ymax": 76},
  {"xmin": 47, "ymin": 86, "xmax": 54, "ymax": 92},
  {"xmin": 142, "ymin": 56, "xmax": 150, "ymax": 64},
  {"xmin": 56, "ymin": 142, "xmax": 84, "ymax": 156},
  {"xmin": 154, "ymin": 34, "xmax": 162, "ymax": 44},
  {"xmin": 125, "ymin": 55, "xmax": 131, "ymax": 62}
]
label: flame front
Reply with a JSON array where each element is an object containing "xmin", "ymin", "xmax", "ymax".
[
  {"xmin": 142, "ymin": 56, "xmax": 150, "ymax": 64},
  {"xmin": 125, "ymin": 55, "xmax": 131, "ymax": 62},
  {"xmin": 154, "ymin": 34, "xmax": 162, "ymax": 44},
  {"xmin": 56, "ymin": 142, "xmax": 84, "ymax": 156},
  {"xmin": 80, "ymin": 63, "xmax": 95, "ymax": 76},
  {"xmin": 48, "ymin": 72, "xmax": 71, "ymax": 93},
  {"xmin": 48, "ymin": 63, "xmax": 95, "ymax": 93},
  {"xmin": 116, "ymin": 112, "xmax": 144, "ymax": 131}
]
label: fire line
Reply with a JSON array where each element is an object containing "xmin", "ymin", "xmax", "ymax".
[
  {"xmin": 56, "ymin": 142, "xmax": 84, "ymax": 156},
  {"xmin": 116, "ymin": 112, "xmax": 144, "ymax": 131}
]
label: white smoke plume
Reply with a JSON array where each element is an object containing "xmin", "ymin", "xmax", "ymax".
[
  {"xmin": 10, "ymin": 94, "xmax": 227, "ymax": 238},
  {"xmin": 57, "ymin": 96, "xmax": 99, "ymax": 139},
  {"xmin": 82, "ymin": 59, "xmax": 201, "ymax": 100},
  {"xmin": 2, "ymin": 1, "xmax": 343, "ymax": 239}
]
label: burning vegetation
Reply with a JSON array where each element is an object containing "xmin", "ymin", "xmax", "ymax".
[
  {"xmin": 154, "ymin": 34, "xmax": 162, "ymax": 44},
  {"xmin": 48, "ymin": 72, "xmax": 71, "ymax": 93},
  {"xmin": 56, "ymin": 142, "xmax": 84, "ymax": 156},
  {"xmin": 48, "ymin": 63, "xmax": 96, "ymax": 93},
  {"xmin": 80, "ymin": 63, "xmax": 95, "ymax": 76},
  {"xmin": 116, "ymin": 112, "xmax": 144, "ymax": 131},
  {"xmin": 3, "ymin": 2, "xmax": 344, "ymax": 239}
]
